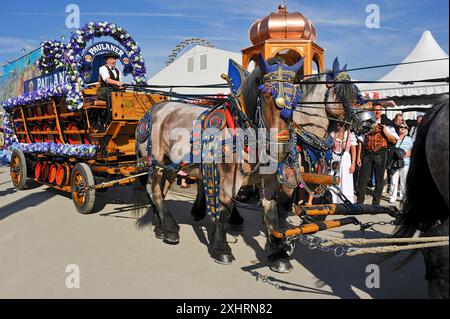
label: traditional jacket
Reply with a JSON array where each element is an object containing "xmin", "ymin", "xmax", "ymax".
[
  {"xmin": 365, "ymin": 125, "xmax": 389, "ymax": 153},
  {"xmin": 99, "ymin": 65, "xmax": 120, "ymax": 89}
]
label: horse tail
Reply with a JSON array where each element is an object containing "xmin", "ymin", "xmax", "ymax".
[{"xmin": 132, "ymin": 113, "xmax": 153, "ymax": 221}]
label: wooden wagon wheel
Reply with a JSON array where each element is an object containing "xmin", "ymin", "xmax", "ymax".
[
  {"xmin": 10, "ymin": 149, "xmax": 28, "ymax": 190},
  {"xmin": 70, "ymin": 163, "xmax": 96, "ymax": 214}
]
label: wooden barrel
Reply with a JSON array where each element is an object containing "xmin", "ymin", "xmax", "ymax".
[
  {"xmin": 48, "ymin": 164, "xmax": 58, "ymax": 184},
  {"xmin": 44, "ymin": 103, "xmax": 53, "ymax": 116},
  {"xmin": 39, "ymin": 162, "xmax": 47, "ymax": 181},
  {"xmin": 35, "ymin": 162, "xmax": 43, "ymax": 180},
  {"xmin": 56, "ymin": 164, "xmax": 70, "ymax": 186},
  {"xmin": 43, "ymin": 125, "xmax": 55, "ymax": 143},
  {"xmin": 67, "ymin": 123, "xmax": 82, "ymax": 145},
  {"xmin": 42, "ymin": 162, "xmax": 51, "ymax": 182},
  {"xmin": 25, "ymin": 107, "xmax": 34, "ymax": 118},
  {"xmin": 35, "ymin": 105, "xmax": 43, "ymax": 117}
]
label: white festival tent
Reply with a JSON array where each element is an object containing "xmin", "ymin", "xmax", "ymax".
[{"xmin": 358, "ymin": 30, "xmax": 449, "ymax": 120}]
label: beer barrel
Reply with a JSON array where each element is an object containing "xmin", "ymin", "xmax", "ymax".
[
  {"xmin": 48, "ymin": 164, "xmax": 58, "ymax": 184},
  {"xmin": 43, "ymin": 125, "xmax": 55, "ymax": 143},
  {"xmin": 42, "ymin": 162, "xmax": 51, "ymax": 182},
  {"xmin": 35, "ymin": 105, "xmax": 44, "ymax": 117},
  {"xmin": 43, "ymin": 103, "xmax": 53, "ymax": 116},
  {"xmin": 39, "ymin": 162, "xmax": 47, "ymax": 181},
  {"xmin": 67, "ymin": 123, "xmax": 82, "ymax": 145},
  {"xmin": 56, "ymin": 164, "xmax": 70, "ymax": 186},
  {"xmin": 35, "ymin": 162, "xmax": 43, "ymax": 180}
]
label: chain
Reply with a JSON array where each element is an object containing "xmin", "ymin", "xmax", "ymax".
[
  {"xmin": 250, "ymin": 271, "xmax": 282, "ymax": 290},
  {"xmin": 286, "ymin": 234, "xmax": 349, "ymax": 257},
  {"xmin": 359, "ymin": 220, "xmax": 397, "ymax": 235}
]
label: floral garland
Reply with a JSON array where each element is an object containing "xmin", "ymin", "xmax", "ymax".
[
  {"xmin": 3, "ymin": 83, "xmax": 71, "ymax": 111},
  {"xmin": 38, "ymin": 41, "xmax": 65, "ymax": 74},
  {"xmin": 10, "ymin": 142, "xmax": 97, "ymax": 159},
  {"xmin": 2, "ymin": 113, "xmax": 19, "ymax": 149}
]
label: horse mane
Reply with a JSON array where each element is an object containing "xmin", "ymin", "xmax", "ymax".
[
  {"xmin": 299, "ymin": 73, "xmax": 325, "ymax": 99},
  {"xmin": 241, "ymin": 56, "xmax": 285, "ymax": 122}
]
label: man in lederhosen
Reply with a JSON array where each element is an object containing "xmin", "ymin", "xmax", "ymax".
[{"xmin": 97, "ymin": 52, "xmax": 124, "ymax": 102}]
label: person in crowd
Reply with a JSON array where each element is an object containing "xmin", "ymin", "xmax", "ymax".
[
  {"xmin": 353, "ymin": 139, "xmax": 363, "ymax": 188},
  {"xmin": 330, "ymin": 122, "xmax": 358, "ymax": 203},
  {"xmin": 356, "ymin": 103, "xmax": 399, "ymax": 205},
  {"xmin": 386, "ymin": 113, "xmax": 403, "ymax": 194},
  {"xmin": 389, "ymin": 121, "xmax": 413, "ymax": 203},
  {"xmin": 409, "ymin": 115, "xmax": 424, "ymax": 142},
  {"xmin": 393, "ymin": 113, "xmax": 404, "ymax": 130}
]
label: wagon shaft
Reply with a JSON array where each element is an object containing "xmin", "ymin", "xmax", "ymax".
[
  {"xmin": 294, "ymin": 203, "xmax": 399, "ymax": 218},
  {"xmin": 273, "ymin": 217, "xmax": 360, "ymax": 239}
]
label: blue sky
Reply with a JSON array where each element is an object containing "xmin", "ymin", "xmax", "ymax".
[{"xmin": 0, "ymin": 0, "xmax": 448, "ymax": 80}]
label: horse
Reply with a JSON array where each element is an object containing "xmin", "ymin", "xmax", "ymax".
[
  {"xmin": 135, "ymin": 54, "xmax": 305, "ymax": 270},
  {"xmin": 190, "ymin": 58, "xmax": 373, "ymax": 272},
  {"xmin": 392, "ymin": 96, "xmax": 449, "ymax": 299}
]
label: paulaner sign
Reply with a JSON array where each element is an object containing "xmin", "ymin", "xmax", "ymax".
[
  {"xmin": 85, "ymin": 42, "xmax": 126, "ymax": 59},
  {"xmin": 24, "ymin": 68, "xmax": 67, "ymax": 94}
]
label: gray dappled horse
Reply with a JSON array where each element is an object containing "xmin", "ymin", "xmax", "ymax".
[
  {"xmin": 392, "ymin": 96, "xmax": 449, "ymax": 299},
  {"xmin": 135, "ymin": 55, "xmax": 304, "ymax": 269},
  {"xmin": 191, "ymin": 58, "xmax": 372, "ymax": 272}
]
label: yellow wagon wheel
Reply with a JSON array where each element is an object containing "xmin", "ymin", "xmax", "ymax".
[
  {"xmin": 10, "ymin": 149, "xmax": 29, "ymax": 190},
  {"xmin": 70, "ymin": 163, "xmax": 96, "ymax": 214}
]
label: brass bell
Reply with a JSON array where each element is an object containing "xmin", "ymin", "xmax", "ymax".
[{"xmin": 276, "ymin": 97, "xmax": 285, "ymax": 107}]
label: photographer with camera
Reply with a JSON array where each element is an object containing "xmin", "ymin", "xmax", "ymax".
[{"xmin": 356, "ymin": 103, "xmax": 399, "ymax": 205}]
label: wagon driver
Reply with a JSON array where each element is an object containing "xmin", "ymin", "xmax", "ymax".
[{"xmin": 97, "ymin": 52, "xmax": 124, "ymax": 102}]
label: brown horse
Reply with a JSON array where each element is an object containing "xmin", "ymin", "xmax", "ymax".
[
  {"xmin": 135, "ymin": 55, "xmax": 305, "ymax": 270},
  {"xmin": 190, "ymin": 58, "xmax": 373, "ymax": 272}
]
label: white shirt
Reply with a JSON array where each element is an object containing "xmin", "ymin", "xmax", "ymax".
[
  {"xmin": 99, "ymin": 65, "xmax": 122, "ymax": 82},
  {"xmin": 358, "ymin": 119, "xmax": 399, "ymax": 143}
]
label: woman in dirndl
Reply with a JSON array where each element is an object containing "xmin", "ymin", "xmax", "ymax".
[{"xmin": 330, "ymin": 123, "xmax": 358, "ymax": 203}]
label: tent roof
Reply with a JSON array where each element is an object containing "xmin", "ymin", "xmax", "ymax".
[{"xmin": 359, "ymin": 31, "xmax": 449, "ymax": 101}]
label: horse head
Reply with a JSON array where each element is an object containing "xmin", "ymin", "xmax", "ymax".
[
  {"xmin": 240, "ymin": 54, "xmax": 303, "ymax": 161},
  {"xmin": 324, "ymin": 57, "xmax": 375, "ymax": 135}
]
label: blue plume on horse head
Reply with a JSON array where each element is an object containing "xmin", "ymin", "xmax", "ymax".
[
  {"xmin": 287, "ymin": 58, "xmax": 304, "ymax": 73},
  {"xmin": 332, "ymin": 57, "xmax": 340, "ymax": 75},
  {"xmin": 342, "ymin": 63, "xmax": 348, "ymax": 72},
  {"xmin": 328, "ymin": 57, "xmax": 349, "ymax": 81},
  {"xmin": 257, "ymin": 53, "xmax": 278, "ymax": 74}
]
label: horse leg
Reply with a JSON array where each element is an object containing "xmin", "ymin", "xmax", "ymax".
[
  {"xmin": 191, "ymin": 179, "xmax": 245, "ymax": 227},
  {"xmin": 210, "ymin": 195, "xmax": 234, "ymax": 265},
  {"xmin": 147, "ymin": 169, "xmax": 180, "ymax": 244},
  {"xmin": 261, "ymin": 185, "xmax": 293, "ymax": 273},
  {"xmin": 191, "ymin": 179, "xmax": 207, "ymax": 222},
  {"xmin": 229, "ymin": 204, "xmax": 245, "ymax": 227},
  {"xmin": 421, "ymin": 220, "xmax": 449, "ymax": 299}
]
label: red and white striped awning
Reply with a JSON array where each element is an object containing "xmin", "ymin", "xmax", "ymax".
[{"xmin": 363, "ymin": 91, "xmax": 397, "ymax": 107}]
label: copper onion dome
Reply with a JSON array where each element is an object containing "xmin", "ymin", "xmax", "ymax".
[{"xmin": 249, "ymin": 4, "xmax": 317, "ymax": 44}]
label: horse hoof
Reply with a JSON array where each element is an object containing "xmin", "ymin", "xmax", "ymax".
[
  {"xmin": 213, "ymin": 254, "xmax": 234, "ymax": 265},
  {"xmin": 163, "ymin": 232, "xmax": 180, "ymax": 245},
  {"xmin": 269, "ymin": 259, "xmax": 293, "ymax": 273},
  {"xmin": 154, "ymin": 227, "xmax": 164, "ymax": 240}
]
